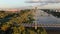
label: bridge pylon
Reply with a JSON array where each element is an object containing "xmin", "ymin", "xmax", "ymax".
[{"xmin": 33, "ymin": 7, "xmax": 38, "ymax": 29}]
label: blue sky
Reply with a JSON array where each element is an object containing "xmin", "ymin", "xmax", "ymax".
[
  {"xmin": 0, "ymin": 0, "xmax": 60, "ymax": 9},
  {"xmin": 0, "ymin": 0, "xmax": 48, "ymax": 9},
  {"xmin": 0, "ymin": 0, "xmax": 34, "ymax": 8}
]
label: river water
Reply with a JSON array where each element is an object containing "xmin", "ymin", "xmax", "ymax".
[{"xmin": 35, "ymin": 10, "xmax": 60, "ymax": 24}]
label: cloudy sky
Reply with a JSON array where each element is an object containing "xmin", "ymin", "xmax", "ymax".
[{"xmin": 0, "ymin": 0, "xmax": 60, "ymax": 9}]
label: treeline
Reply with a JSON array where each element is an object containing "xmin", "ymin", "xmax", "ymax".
[{"xmin": 0, "ymin": 9, "xmax": 47, "ymax": 34}]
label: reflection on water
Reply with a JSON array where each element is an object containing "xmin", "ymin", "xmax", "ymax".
[
  {"xmin": 41, "ymin": 9, "xmax": 60, "ymax": 18},
  {"xmin": 36, "ymin": 9, "xmax": 60, "ymax": 24}
]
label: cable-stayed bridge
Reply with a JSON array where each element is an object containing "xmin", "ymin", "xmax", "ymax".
[
  {"xmin": 23, "ymin": 8, "xmax": 60, "ymax": 27},
  {"xmin": 21, "ymin": 23, "xmax": 60, "ymax": 27}
]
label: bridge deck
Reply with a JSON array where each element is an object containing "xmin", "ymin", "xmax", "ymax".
[{"xmin": 21, "ymin": 23, "xmax": 60, "ymax": 27}]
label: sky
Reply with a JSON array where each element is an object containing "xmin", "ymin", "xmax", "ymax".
[
  {"xmin": 0, "ymin": 0, "xmax": 39, "ymax": 9},
  {"xmin": 0, "ymin": 0, "xmax": 30, "ymax": 8},
  {"xmin": 0, "ymin": 0, "xmax": 60, "ymax": 9}
]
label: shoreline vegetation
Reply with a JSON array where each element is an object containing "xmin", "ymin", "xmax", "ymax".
[{"xmin": 0, "ymin": 9, "xmax": 47, "ymax": 34}]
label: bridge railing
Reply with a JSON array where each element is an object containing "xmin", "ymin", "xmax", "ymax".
[{"xmin": 21, "ymin": 23, "xmax": 60, "ymax": 27}]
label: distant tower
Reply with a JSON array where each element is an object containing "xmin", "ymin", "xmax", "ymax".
[{"xmin": 34, "ymin": 7, "xmax": 38, "ymax": 29}]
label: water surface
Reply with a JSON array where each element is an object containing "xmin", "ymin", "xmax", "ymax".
[{"xmin": 36, "ymin": 10, "xmax": 60, "ymax": 24}]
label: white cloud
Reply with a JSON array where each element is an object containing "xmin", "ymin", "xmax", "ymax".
[
  {"xmin": 38, "ymin": 3, "xmax": 60, "ymax": 9},
  {"xmin": 31, "ymin": 0, "xmax": 54, "ymax": 1}
]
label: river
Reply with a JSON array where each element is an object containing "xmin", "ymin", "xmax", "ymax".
[{"xmin": 35, "ymin": 10, "xmax": 60, "ymax": 24}]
